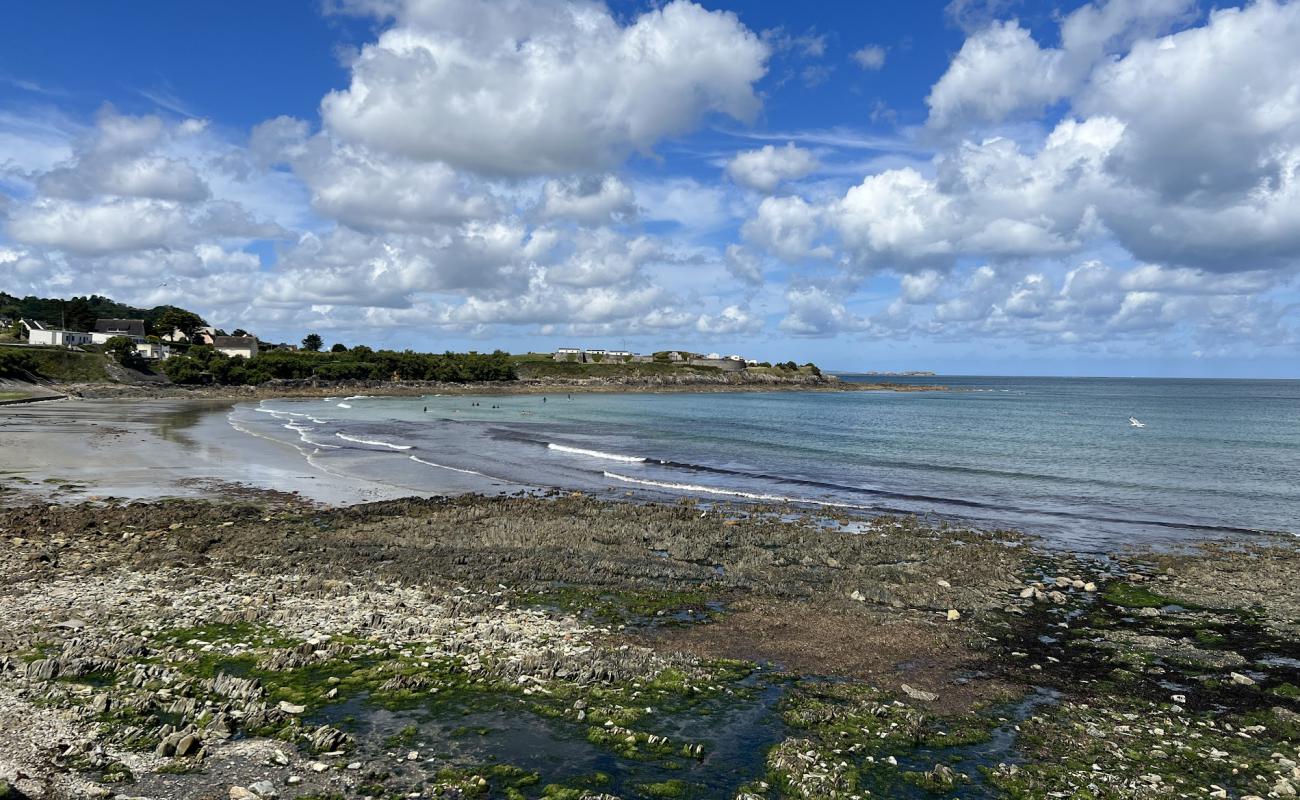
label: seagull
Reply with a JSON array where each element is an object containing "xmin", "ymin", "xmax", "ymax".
[{"xmin": 1129, "ymin": 417, "xmax": 1146, "ymax": 428}]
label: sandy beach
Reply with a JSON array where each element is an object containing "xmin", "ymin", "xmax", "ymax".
[{"xmin": 0, "ymin": 398, "xmax": 424, "ymax": 507}]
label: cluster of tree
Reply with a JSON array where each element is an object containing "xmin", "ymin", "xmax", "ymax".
[
  {"xmin": 0, "ymin": 292, "xmax": 208, "ymax": 337},
  {"xmin": 161, "ymin": 346, "xmax": 516, "ymax": 386}
]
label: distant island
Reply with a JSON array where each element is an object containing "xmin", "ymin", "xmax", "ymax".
[{"xmin": 859, "ymin": 370, "xmax": 937, "ymax": 377}]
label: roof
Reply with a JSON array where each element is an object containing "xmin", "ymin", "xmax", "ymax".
[
  {"xmin": 94, "ymin": 318, "xmax": 145, "ymax": 337},
  {"xmin": 212, "ymin": 336, "xmax": 258, "ymax": 348}
]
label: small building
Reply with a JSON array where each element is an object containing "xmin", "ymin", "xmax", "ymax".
[
  {"xmin": 213, "ymin": 335, "xmax": 259, "ymax": 359},
  {"xmin": 134, "ymin": 342, "xmax": 170, "ymax": 360},
  {"xmin": 28, "ymin": 328, "xmax": 92, "ymax": 347},
  {"xmin": 727, "ymin": 354, "xmax": 745, "ymax": 362},
  {"xmin": 91, "ymin": 319, "xmax": 146, "ymax": 345},
  {"xmin": 554, "ymin": 347, "xmax": 583, "ymax": 362},
  {"xmin": 192, "ymin": 326, "xmax": 217, "ymax": 346}
]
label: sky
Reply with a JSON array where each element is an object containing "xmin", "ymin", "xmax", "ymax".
[{"xmin": 1, "ymin": 0, "xmax": 1298, "ymax": 377}]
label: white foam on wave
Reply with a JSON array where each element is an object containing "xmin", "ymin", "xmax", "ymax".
[
  {"xmin": 343, "ymin": 395, "xmax": 372, "ymax": 401},
  {"xmin": 336, "ymin": 403, "xmax": 352, "ymax": 409},
  {"xmin": 602, "ymin": 471, "xmax": 871, "ymax": 511},
  {"xmin": 548, "ymin": 443, "xmax": 645, "ymax": 463},
  {"xmin": 284, "ymin": 422, "xmax": 340, "ymax": 449},
  {"xmin": 409, "ymin": 455, "xmax": 489, "ymax": 477},
  {"xmin": 336, "ymin": 432, "xmax": 412, "ymax": 450},
  {"xmin": 254, "ymin": 406, "xmax": 309, "ymax": 419}
]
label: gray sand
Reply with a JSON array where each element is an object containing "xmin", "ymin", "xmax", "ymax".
[{"xmin": 0, "ymin": 398, "xmax": 422, "ymax": 506}]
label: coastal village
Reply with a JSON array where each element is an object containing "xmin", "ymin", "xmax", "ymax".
[
  {"xmin": 3, "ymin": 310, "xmax": 778, "ymax": 376},
  {"xmin": 14, "ymin": 318, "xmax": 262, "ymax": 362}
]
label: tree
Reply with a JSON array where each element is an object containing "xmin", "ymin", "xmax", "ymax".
[
  {"xmin": 103, "ymin": 335, "xmax": 139, "ymax": 367},
  {"xmin": 156, "ymin": 308, "xmax": 205, "ymax": 339},
  {"xmin": 302, "ymin": 333, "xmax": 323, "ymax": 352},
  {"xmin": 161, "ymin": 355, "xmax": 207, "ymax": 384},
  {"xmin": 231, "ymin": 328, "xmax": 249, "ymax": 337},
  {"xmin": 331, "ymin": 342, "xmax": 347, "ymax": 353}
]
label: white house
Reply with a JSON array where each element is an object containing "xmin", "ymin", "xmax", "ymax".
[
  {"xmin": 28, "ymin": 328, "xmax": 92, "ymax": 347},
  {"xmin": 726, "ymin": 354, "xmax": 745, "ymax": 362},
  {"xmin": 213, "ymin": 335, "xmax": 259, "ymax": 359},
  {"xmin": 90, "ymin": 319, "xmax": 146, "ymax": 345},
  {"xmin": 134, "ymin": 342, "xmax": 170, "ymax": 360}
]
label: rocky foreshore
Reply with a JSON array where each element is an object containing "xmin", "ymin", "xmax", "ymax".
[
  {"xmin": 0, "ymin": 494, "xmax": 1295, "ymax": 799},
  {"xmin": 50, "ymin": 372, "xmax": 938, "ymax": 401}
]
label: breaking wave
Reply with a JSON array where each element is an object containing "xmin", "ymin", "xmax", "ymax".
[
  {"xmin": 602, "ymin": 471, "xmax": 872, "ymax": 511},
  {"xmin": 409, "ymin": 455, "xmax": 488, "ymax": 477},
  {"xmin": 336, "ymin": 433, "xmax": 412, "ymax": 450},
  {"xmin": 548, "ymin": 443, "xmax": 646, "ymax": 463}
]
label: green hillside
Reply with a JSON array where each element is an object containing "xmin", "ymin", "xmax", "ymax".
[
  {"xmin": 0, "ymin": 292, "xmax": 204, "ymax": 335},
  {"xmin": 0, "ymin": 344, "xmax": 110, "ymax": 383}
]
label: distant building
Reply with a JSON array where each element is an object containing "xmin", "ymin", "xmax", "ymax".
[
  {"xmin": 134, "ymin": 342, "xmax": 170, "ymax": 360},
  {"xmin": 91, "ymin": 319, "xmax": 146, "ymax": 345},
  {"xmin": 213, "ymin": 335, "xmax": 259, "ymax": 359},
  {"xmin": 554, "ymin": 347, "xmax": 583, "ymax": 361},
  {"xmin": 27, "ymin": 328, "xmax": 92, "ymax": 347},
  {"xmin": 169, "ymin": 326, "xmax": 218, "ymax": 345}
]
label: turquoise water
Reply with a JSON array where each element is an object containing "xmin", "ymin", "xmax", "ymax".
[{"xmin": 231, "ymin": 376, "xmax": 1300, "ymax": 549}]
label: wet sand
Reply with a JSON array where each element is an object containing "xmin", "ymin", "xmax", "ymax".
[{"xmin": 0, "ymin": 398, "xmax": 420, "ymax": 507}]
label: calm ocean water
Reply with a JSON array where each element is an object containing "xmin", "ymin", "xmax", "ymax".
[{"xmin": 229, "ymin": 376, "xmax": 1300, "ymax": 549}]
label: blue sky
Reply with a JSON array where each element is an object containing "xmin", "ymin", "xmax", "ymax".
[{"xmin": 1, "ymin": 0, "xmax": 1297, "ymax": 377}]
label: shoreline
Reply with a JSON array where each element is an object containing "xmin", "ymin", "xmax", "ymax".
[{"xmin": 50, "ymin": 375, "xmax": 946, "ymax": 401}]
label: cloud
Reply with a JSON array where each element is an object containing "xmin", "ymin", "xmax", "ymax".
[
  {"xmin": 779, "ymin": 285, "xmax": 869, "ymax": 337},
  {"xmin": 851, "ymin": 45, "xmax": 886, "ymax": 70},
  {"xmin": 724, "ymin": 244, "xmax": 764, "ymax": 286},
  {"xmin": 292, "ymin": 137, "xmax": 497, "ymax": 231},
  {"xmin": 540, "ymin": 175, "xmax": 637, "ymax": 225},
  {"xmin": 926, "ymin": 0, "xmax": 1194, "ymax": 132},
  {"xmin": 321, "ymin": 0, "xmax": 769, "ymax": 174},
  {"xmin": 4, "ymin": 106, "xmax": 288, "ymax": 255},
  {"xmin": 743, "ymin": 195, "xmax": 831, "ymax": 262},
  {"xmin": 726, "ymin": 142, "xmax": 819, "ymax": 193},
  {"xmin": 696, "ymin": 304, "xmax": 762, "ymax": 335}
]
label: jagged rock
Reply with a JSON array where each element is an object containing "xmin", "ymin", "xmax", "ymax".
[
  {"xmin": 308, "ymin": 725, "xmax": 353, "ymax": 753},
  {"xmin": 249, "ymin": 781, "xmax": 278, "ymax": 799},
  {"xmin": 900, "ymin": 684, "xmax": 938, "ymax": 702},
  {"xmin": 24, "ymin": 658, "xmax": 59, "ymax": 681},
  {"xmin": 174, "ymin": 733, "xmax": 200, "ymax": 757}
]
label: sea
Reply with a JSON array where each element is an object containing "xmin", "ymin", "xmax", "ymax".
[{"xmin": 227, "ymin": 375, "xmax": 1300, "ymax": 550}]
